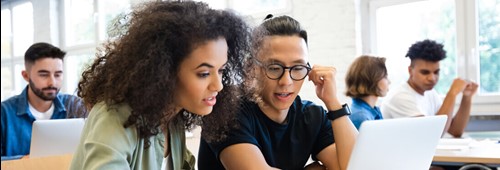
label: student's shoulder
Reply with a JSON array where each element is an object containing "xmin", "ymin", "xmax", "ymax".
[
  {"xmin": 1, "ymin": 93, "xmax": 24, "ymax": 104},
  {"xmin": 295, "ymin": 96, "xmax": 326, "ymax": 115},
  {"xmin": 87, "ymin": 102, "xmax": 132, "ymax": 123},
  {"xmin": 295, "ymin": 95, "xmax": 322, "ymax": 108},
  {"xmin": 1, "ymin": 94, "xmax": 25, "ymax": 112},
  {"xmin": 57, "ymin": 93, "xmax": 83, "ymax": 102},
  {"xmin": 384, "ymin": 84, "xmax": 417, "ymax": 103}
]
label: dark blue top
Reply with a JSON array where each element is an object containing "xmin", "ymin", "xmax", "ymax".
[
  {"xmin": 348, "ymin": 98, "xmax": 383, "ymax": 129},
  {"xmin": 1, "ymin": 86, "xmax": 87, "ymax": 159},
  {"xmin": 198, "ymin": 96, "xmax": 334, "ymax": 170}
]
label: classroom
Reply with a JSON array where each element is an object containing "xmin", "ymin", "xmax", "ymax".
[{"xmin": 1, "ymin": 0, "xmax": 499, "ymax": 169}]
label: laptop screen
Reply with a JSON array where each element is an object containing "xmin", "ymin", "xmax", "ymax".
[
  {"xmin": 29, "ymin": 118, "xmax": 85, "ymax": 158},
  {"xmin": 347, "ymin": 115, "xmax": 447, "ymax": 170}
]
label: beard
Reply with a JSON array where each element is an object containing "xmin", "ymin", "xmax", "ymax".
[{"xmin": 29, "ymin": 79, "xmax": 60, "ymax": 101}]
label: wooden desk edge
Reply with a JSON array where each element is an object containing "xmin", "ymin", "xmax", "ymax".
[
  {"xmin": 1, "ymin": 154, "xmax": 73, "ymax": 170},
  {"xmin": 433, "ymin": 155, "xmax": 500, "ymax": 164}
]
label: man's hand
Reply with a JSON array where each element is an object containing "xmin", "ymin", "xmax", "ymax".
[
  {"xmin": 308, "ymin": 65, "xmax": 341, "ymax": 110},
  {"xmin": 448, "ymin": 78, "xmax": 468, "ymax": 96},
  {"xmin": 463, "ymin": 81, "xmax": 478, "ymax": 97}
]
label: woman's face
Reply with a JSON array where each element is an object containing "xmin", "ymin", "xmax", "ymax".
[
  {"xmin": 257, "ymin": 35, "xmax": 309, "ymax": 114},
  {"xmin": 175, "ymin": 37, "xmax": 228, "ymax": 115}
]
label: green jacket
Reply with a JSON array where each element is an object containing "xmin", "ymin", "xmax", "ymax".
[{"xmin": 70, "ymin": 102, "xmax": 195, "ymax": 170}]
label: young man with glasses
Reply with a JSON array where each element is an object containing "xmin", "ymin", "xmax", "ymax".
[{"xmin": 198, "ymin": 15, "xmax": 358, "ymax": 170}]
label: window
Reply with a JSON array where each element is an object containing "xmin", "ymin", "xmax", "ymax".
[
  {"xmin": 62, "ymin": 0, "xmax": 132, "ymax": 93},
  {"xmin": 372, "ymin": 0, "xmax": 457, "ymax": 94},
  {"xmin": 64, "ymin": 52, "xmax": 94, "ymax": 95},
  {"xmin": 1, "ymin": 9, "xmax": 12, "ymax": 60},
  {"xmin": 1, "ymin": 9, "xmax": 13, "ymax": 100},
  {"xmin": 362, "ymin": 0, "xmax": 500, "ymax": 114},
  {"xmin": 1, "ymin": 1, "xmax": 33, "ymax": 101},
  {"xmin": 63, "ymin": 0, "xmax": 95, "ymax": 47},
  {"xmin": 198, "ymin": 0, "xmax": 291, "ymax": 18},
  {"xmin": 63, "ymin": 0, "xmax": 131, "ymax": 46},
  {"xmin": 12, "ymin": 2, "xmax": 34, "ymax": 57},
  {"xmin": 477, "ymin": 0, "xmax": 500, "ymax": 95},
  {"xmin": 0, "ymin": 0, "xmax": 132, "ymax": 101}
]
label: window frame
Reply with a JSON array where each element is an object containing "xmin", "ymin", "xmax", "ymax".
[
  {"xmin": 1, "ymin": 0, "xmax": 33, "ymax": 101},
  {"xmin": 60, "ymin": 0, "xmax": 135, "ymax": 94},
  {"xmin": 361, "ymin": 0, "xmax": 500, "ymax": 115}
]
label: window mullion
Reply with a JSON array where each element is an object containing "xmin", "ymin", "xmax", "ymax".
[{"xmin": 464, "ymin": 0, "xmax": 479, "ymax": 82}]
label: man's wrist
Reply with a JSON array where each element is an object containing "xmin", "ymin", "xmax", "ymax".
[
  {"xmin": 325, "ymin": 99, "xmax": 342, "ymax": 111},
  {"xmin": 326, "ymin": 104, "xmax": 351, "ymax": 121},
  {"xmin": 447, "ymin": 90, "xmax": 460, "ymax": 97}
]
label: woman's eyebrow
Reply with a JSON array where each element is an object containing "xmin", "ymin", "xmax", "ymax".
[{"xmin": 196, "ymin": 63, "xmax": 214, "ymax": 69}]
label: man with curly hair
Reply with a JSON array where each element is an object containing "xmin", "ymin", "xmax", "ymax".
[
  {"xmin": 69, "ymin": 1, "xmax": 252, "ymax": 169},
  {"xmin": 1, "ymin": 42, "xmax": 87, "ymax": 159},
  {"xmin": 381, "ymin": 39, "xmax": 478, "ymax": 138}
]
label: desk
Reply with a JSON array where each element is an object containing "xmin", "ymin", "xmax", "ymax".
[
  {"xmin": 1, "ymin": 154, "xmax": 73, "ymax": 170},
  {"xmin": 432, "ymin": 133, "xmax": 500, "ymax": 168}
]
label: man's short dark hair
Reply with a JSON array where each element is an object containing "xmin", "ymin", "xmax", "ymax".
[
  {"xmin": 24, "ymin": 42, "xmax": 66, "ymax": 66},
  {"xmin": 406, "ymin": 39, "xmax": 446, "ymax": 62}
]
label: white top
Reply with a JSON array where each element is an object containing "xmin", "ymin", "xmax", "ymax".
[
  {"xmin": 29, "ymin": 102, "xmax": 55, "ymax": 120},
  {"xmin": 381, "ymin": 82, "xmax": 442, "ymax": 118}
]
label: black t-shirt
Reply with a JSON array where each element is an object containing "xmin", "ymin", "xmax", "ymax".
[{"xmin": 198, "ymin": 96, "xmax": 334, "ymax": 170}]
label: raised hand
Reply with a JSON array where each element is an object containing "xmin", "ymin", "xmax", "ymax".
[
  {"xmin": 308, "ymin": 65, "xmax": 340, "ymax": 110},
  {"xmin": 463, "ymin": 81, "xmax": 478, "ymax": 97},
  {"xmin": 448, "ymin": 78, "xmax": 469, "ymax": 96}
]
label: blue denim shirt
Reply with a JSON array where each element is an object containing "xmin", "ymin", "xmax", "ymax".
[
  {"xmin": 349, "ymin": 98, "xmax": 383, "ymax": 129},
  {"xmin": 1, "ymin": 86, "xmax": 87, "ymax": 159}
]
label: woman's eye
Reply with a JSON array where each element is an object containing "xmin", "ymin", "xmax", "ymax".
[{"xmin": 198, "ymin": 72, "xmax": 210, "ymax": 78}]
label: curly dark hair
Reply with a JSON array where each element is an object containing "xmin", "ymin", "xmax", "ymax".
[
  {"xmin": 77, "ymin": 1, "xmax": 251, "ymax": 144},
  {"xmin": 406, "ymin": 39, "xmax": 446, "ymax": 64}
]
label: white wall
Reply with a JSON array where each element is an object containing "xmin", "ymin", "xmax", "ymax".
[{"xmin": 291, "ymin": 0, "xmax": 359, "ymax": 106}]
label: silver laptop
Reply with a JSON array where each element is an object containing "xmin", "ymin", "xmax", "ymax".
[
  {"xmin": 30, "ymin": 118, "xmax": 85, "ymax": 158},
  {"xmin": 347, "ymin": 115, "xmax": 447, "ymax": 170}
]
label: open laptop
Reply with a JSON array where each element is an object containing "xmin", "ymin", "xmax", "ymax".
[
  {"xmin": 347, "ymin": 115, "xmax": 447, "ymax": 170},
  {"xmin": 30, "ymin": 118, "xmax": 85, "ymax": 158}
]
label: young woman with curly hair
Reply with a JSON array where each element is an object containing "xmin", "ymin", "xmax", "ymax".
[{"xmin": 69, "ymin": 1, "xmax": 251, "ymax": 169}]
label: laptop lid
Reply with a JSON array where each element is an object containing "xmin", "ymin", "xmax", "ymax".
[
  {"xmin": 30, "ymin": 118, "xmax": 85, "ymax": 158},
  {"xmin": 347, "ymin": 115, "xmax": 447, "ymax": 170}
]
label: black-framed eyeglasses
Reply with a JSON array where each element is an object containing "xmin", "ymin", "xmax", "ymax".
[{"xmin": 257, "ymin": 61, "xmax": 311, "ymax": 81}]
